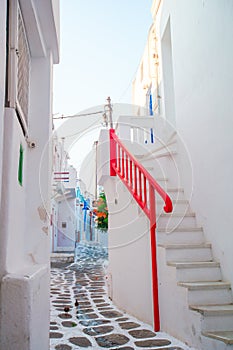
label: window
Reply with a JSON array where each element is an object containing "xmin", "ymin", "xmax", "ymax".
[
  {"xmin": 62, "ymin": 222, "xmax": 67, "ymax": 229},
  {"xmin": 6, "ymin": 0, "xmax": 31, "ymax": 135}
]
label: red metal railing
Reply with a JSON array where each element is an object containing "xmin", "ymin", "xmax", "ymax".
[{"xmin": 109, "ymin": 128, "xmax": 173, "ymax": 331}]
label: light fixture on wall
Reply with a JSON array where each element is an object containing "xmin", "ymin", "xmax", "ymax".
[{"xmin": 26, "ymin": 138, "xmax": 36, "ymax": 148}]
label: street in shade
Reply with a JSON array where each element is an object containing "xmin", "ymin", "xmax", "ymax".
[{"xmin": 50, "ymin": 243, "xmax": 194, "ymax": 349}]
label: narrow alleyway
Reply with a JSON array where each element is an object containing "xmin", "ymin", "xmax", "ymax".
[{"xmin": 50, "ymin": 244, "xmax": 194, "ymax": 350}]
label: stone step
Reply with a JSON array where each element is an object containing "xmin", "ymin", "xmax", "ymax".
[
  {"xmin": 179, "ymin": 281, "xmax": 232, "ymax": 291},
  {"xmin": 157, "ymin": 227, "xmax": 205, "ymax": 245},
  {"xmin": 134, "ymin": 189, "xmax": 187, "ymax": 214},
  {"xmin": 50, "ymin": 253, "xmax": 74, "ymax": 264},
  {"xmin": 167, "ymin": 188, "xmax": 185, "ymax": 197},
  {"xmin": 144, "ymin": 186, "xmax": 184, "ymax": 199},
  {"xmin": 135, "ymin": 150, "xmax": 177, "ymax": 161},
  {"xmin": 157, "ymin": 199, "xmax": 192, "ymax": 215},
  {"xmin": 190, "ymin": 304, "xmax": 233, "ymax": 332},
  {"xmin": 162, "ymin": 243, "xmax": 213, "ymax": 262},
  {"xmin": 178, "ymin": 281, "xmax": 233, "ymax": 306},
  {"xmin": 157, "ymin": 226, "xmax": 203, "ymax": 233},
  {"xmin": 155, "ymin": 177, "xmax": 169, "ymax": 187},
  {"xmin": 190, "ymin": 304, "xmax": 233, "ymax": 316},
  {"xmin": 157, "ymin": 188, "xmax": 185, "ymax": 202},
  {"xmin": 202, "ymin": 331, "xmax": 233, "ymax": 345},
  {"xmin": 155, "ymin": 177, "xmax": 169, "ymax": 183},
  {"xmin": 157, "ymin": 212, "xmax": 197, "ymax": 230},
  {"xmin": 167, "ymin": 261, "xmax": 222, "ymax": 282}
]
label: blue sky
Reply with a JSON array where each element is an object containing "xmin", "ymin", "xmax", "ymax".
[{"xmin": 53, "ymin": 0, "xmax": 153, "ymax": 116}]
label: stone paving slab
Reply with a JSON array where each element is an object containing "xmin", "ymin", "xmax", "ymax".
[{"xmin": 50, "ymin": 259, "xmax": 195, "ymax": 349}]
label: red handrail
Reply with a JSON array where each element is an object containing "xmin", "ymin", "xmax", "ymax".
[{"xmin": 109, "ymin": 128, "xmax": 173, "ymax": 331}]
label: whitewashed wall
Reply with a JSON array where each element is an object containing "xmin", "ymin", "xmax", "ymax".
[
  {"xmin": 132, "ymin": 37, "xmax": 151, "ymax": 109},
  {"xmin": 66, "ymin": 165, "xmax": 77, "ymax": 189},
  {"xmin": 132, "ymin": 18, "xmax": 165, "ymax": 119},
  {"xmin": 155, "ymin": 0, "xmax": 233, "ymax": 285},
  {"xmin": 51, "ymin": 201, "xmax": 59, "ymax": 251},
  {"xmin": 79, "ymin": 147, "xmax": 96, "ymax": 198},
  {"xmin": 0, "ymin": 1, "xmax": 6, "ymax": 211},
  {"xmin": 0, "ymin": 0, "xmax": 60, "ymax": 348}
]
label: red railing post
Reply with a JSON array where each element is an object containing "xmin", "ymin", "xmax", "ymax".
[
  {"xmin": 125, "ymin": 155, "xmax": 129, "ymax": 182},
  {"xmin": 121, "ymin": 150, "xmax": 125, "ymax": 177},
  {"xmin": 149, "ymin": 184, "xmax": 160, "ymax": 331},
  {"xmin": 134, "ymin": 164, "xmax": 137, "ymax": 196},
  {"xmin": 143, "ymin": 175, "xmax": 147, "ymax": 206},
  {"xmin": 117, "ymin": 144, "xmax": 121, "ymax": 172},
  {"xmin": 130, "ymin": 160, "xmax": 133, "ymax": 186},
  {"xmin": 139, "ymin": 170, "xmax": 142, "ymax": 202},
  {"xmin": 110, "ymin": 129, "xmax": 116, "ymax": 176}
]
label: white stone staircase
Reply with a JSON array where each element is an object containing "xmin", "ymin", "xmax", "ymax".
[
  {"xmin": 149, "ymin": 167, "xmax": 233, "ymax": 348},
  {"xmin": 114, "ymin": 116, "xmax": 233, "ymax": 348}
]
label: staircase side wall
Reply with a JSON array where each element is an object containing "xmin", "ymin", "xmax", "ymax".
[
  {"xmin": 158, "ymin": 247, "xmax": 205, "ymax": 349},
  {"xmin": 103, "ymin": 176, "xmax": 154, "ymax": 325}
]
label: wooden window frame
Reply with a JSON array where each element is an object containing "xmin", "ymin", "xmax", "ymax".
[{"xmin": 6, "ymin": 0, "xmax": 31, "ymax": 136}]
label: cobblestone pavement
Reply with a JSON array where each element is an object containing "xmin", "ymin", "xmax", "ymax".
[{"xmin": 50, "ymin": 246, "xmax": 194, "ymax": 350}]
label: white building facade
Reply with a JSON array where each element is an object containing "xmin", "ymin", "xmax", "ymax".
[
  {"xmin": 132, "ymin": 0, "xmax": 233, "ymax": 296},
  {"xmin": 0, "ymin": 0, "xmax": 59, "ymax": 348},
  {"xmin": 150, "ymin": 0, "xmax": 233, "ymax": 288},
  {"xmin": 98, "ymin": 1, "xmax": 233, "ymax": 349},
  {"xmin": 51, "ymin": 135, "xmax": 77, "ymax": 252}
]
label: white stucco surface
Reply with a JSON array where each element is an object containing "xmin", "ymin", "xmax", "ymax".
[
  {"xmin": 0, "ymin": 1, "xmax": 6, "ymax": 211},
  {"xmin": 1, "ymin": 265, "xmax": 50, "ymax": 350},
  {"xmin": 128, "ymin": 2, "xmax": 233, "ymax": 347},
  {"xmin": 157, "ymin": 0, "xmax": 233, "ymax": 286},
  {"xmin": 0, "ymin": 0, "xmax": 60, "ymax": 348}
]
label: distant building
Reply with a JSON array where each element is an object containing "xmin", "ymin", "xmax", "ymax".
[
  {"xmin": 0, "ymin": 0, "xmax": 59, "ymax": 348},
  {"xmin": 51, "ymin": 135, "xmax": 77, "ymax": 252}
]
